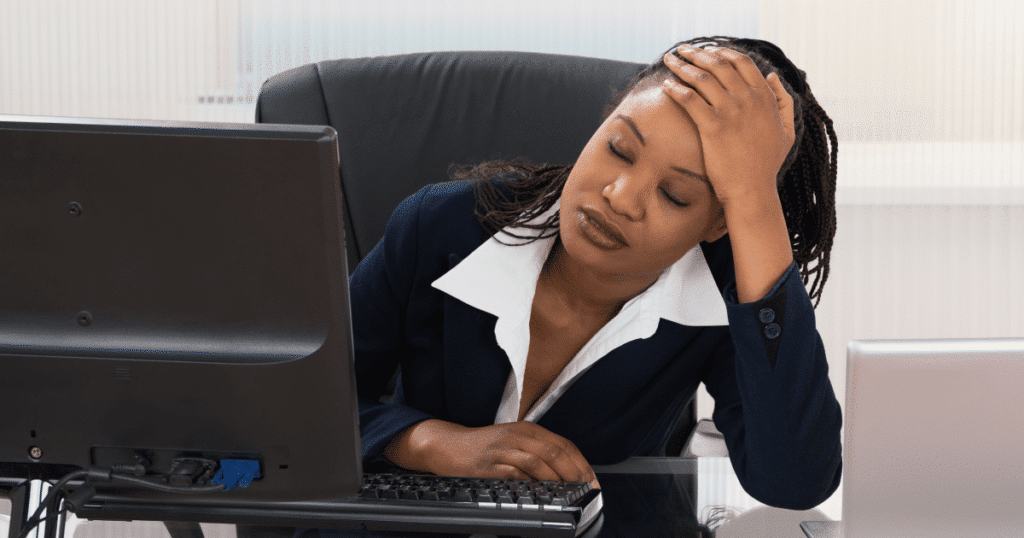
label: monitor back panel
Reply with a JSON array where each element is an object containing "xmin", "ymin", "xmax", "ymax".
[
  {"xmin": 0, "ymin": 117, "xmax": 360, "ymax": 501},
  {"xmin": 844, "ymin": 338, "xmax": 1024, "ymax": 538}
]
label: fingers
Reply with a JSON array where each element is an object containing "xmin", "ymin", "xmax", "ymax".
[
  {"xmin": 483, "ymin": 423, "xmax": 598, "ymax": 489},
  {"xmin": 511, "ymin": 424, "xmax": 599, "ymax": 488},
  {"xmin": 662, "ymin": 44, "xmax": 780, "ymax": 111},
  {"xmin": 492, "ymin": 449, "xmax": 561, "ymax": 482},
  {"xmin": 666, "ymin": 45, "xmax": 766, "ymax": 105},
  {"xmin": 663, "ymin": 49, "xmax": 728, "ymax": 108},
  {"xmin": 661, "ymin": 75, "xmax": 714, "ymax": 127},
  {"xmin": 706, "ymin": 46, "xmax": 772, "ymax": 92},
  {"xmin": 766, "ymin": 72, "xmax": 796, "ymax": 144},
  {"xmin": 429, "ymin": 422, "xmax": 600, "ymax": 490}
]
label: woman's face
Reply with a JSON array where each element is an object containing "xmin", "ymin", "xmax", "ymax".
[{"xmin": 559, "ymin": 85, "xmax": 727, "ymax": 280}]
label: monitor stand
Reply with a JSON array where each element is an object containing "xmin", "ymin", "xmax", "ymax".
[
  {"xmin": 6, "ymin": 480, "xmax": 65, "ymax": 538},
  {"xmin": 3, "ymin": 482, "xmax": 206, "ymax": 538}
]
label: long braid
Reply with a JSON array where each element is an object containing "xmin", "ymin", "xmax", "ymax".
[{"xmin": 786, "ymin": 86, "xmax": 838, "ymax": 305}]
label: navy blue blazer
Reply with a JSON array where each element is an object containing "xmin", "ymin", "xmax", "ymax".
[{"xmin": 349, "ymin": 180, "xmax": 842, "ymax": 510}]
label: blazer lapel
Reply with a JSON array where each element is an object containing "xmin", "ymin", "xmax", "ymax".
[{"xmin": 441, "ymin": 253, "xmax": 512, "ymax": 427}]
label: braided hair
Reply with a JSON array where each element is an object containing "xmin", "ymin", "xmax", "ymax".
[{"xmin": 463, "ymin": 36, "xmax": 838, "ymax": 306}]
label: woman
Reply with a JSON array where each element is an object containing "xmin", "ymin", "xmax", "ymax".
[{"xmin": 351, "ymin": 36, "xmax": 842, "ymax": 511}]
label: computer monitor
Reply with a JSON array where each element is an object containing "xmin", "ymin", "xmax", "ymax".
[{"xmin": 0, "ymin": 116, "xmax": 361, "ymax": 506}]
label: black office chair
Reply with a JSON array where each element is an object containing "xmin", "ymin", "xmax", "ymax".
[{"xmin": 254, "ymin": 50, "xmax": 701, "ymax": 457}]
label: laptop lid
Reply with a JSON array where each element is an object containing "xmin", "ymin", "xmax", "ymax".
[{"xmin": 843, "ymin": 338, "xmax": 1024, "ymax": 538}]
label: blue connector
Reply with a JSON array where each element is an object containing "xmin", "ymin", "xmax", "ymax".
[{"xmin": 211, "ymin": 459, "xmax": 262, "ymax": 490}]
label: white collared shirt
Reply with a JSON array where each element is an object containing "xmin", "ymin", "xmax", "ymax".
[{"xmin": 431, "ymin": 201, "xmax": 729, "ymax": 424}]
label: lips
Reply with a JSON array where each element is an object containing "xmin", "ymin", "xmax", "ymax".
[{"xmin": 578, "ymin": 208, "xmax": 629, "ymax": 249}]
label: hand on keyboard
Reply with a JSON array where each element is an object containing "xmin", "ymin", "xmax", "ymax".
[{"xmin": 382, "ymin": 419, "xmax": 600, "ymax": 490}]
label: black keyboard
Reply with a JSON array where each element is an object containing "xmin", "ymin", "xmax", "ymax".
[
  {"xmin": 360, "ymin": 472, "xmax": 593, "ymax": 506},
  {"xmin": 351, "ymin": 472, "xmax": 603, "ymax": 536}
]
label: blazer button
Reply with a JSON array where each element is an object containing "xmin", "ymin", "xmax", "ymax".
[
  {"xmin": 758, "ymin": 308, "xmax": 776, "ymax": 324},
  {"xmin": 764, "ymin": 323, "xmax": 781, "ymax": 340}
]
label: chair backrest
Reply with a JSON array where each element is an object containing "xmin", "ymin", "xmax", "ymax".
[
  {"xmin": 255, "ymin": 50, "xmax": 643, "ymax": 272},
  {"xmin": 253, "ymin": 51, "xmax": 696, "ymax": 458}
]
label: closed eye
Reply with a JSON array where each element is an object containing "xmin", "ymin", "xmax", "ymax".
[
  {"xmin": 660, "ymin": 187, "xmax": 688, "ymax": 207},
  {"xmin": 607, "ymin": 141, "xmax": 633, "ymax": 164}
]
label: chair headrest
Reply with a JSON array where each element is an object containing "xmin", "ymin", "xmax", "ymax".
[{"xmin": 257, "ymin": 51, "xmax": 644, "ymax": 268}]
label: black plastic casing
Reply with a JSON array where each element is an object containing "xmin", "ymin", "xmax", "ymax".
[{"xmin": 0, "ymin": 116, "xmax": 361, "ymax": 502}]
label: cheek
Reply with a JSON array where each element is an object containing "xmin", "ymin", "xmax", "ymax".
[
  {"xmin": 640, "ymin": 210, "xmax": 715, "ymax": 262},
  {"xmin": 568, "ymin": 142, "xmax": 614, "ymax": 186}
]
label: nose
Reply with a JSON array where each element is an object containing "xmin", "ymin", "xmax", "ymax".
[{"xmin": 602, "ymin": 173, "xmax": 645, "ymax": 221}]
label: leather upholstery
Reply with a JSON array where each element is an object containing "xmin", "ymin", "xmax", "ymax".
[{"xmin": 256, "ymin": 51, "xmax": 642, "ymax": 272}]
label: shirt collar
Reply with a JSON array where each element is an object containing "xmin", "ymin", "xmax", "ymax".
[{"xmin": 431, "ymin": 201, "xmax": 729, "ymax": 327}]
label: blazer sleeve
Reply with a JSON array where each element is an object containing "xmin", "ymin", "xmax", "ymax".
[
  {"xmin": 700, "ymin": 261, "xmax": 843, "ymax": 510},
  {"xmin": 348, "ymin": 185, "xmax": 438, "ymax": 461}
]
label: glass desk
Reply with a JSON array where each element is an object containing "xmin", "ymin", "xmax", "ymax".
[
  {"xmin": 1, "ymin": 457, "xmax": 841, "ymax": 538},
  {"xmin": 585, "ymin": 456, "xmax": 839, "ymax": 538}
]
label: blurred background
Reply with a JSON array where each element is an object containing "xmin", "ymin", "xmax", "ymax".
[{"xmin": 2, "ymin": 0, "xmax": 1022, "ymax": 521}]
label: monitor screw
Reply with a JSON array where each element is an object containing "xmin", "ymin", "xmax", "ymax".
[
  {"xmin": 29, "ymin": 446, "xmax": 43, "ymax": 460},
  {"xmin": 77, "ymin": 311, "xmax": 93, "ymax": 326},
  {"xmin": 68, "ymin": 202, "xmax": 83, "ymax": 216}
]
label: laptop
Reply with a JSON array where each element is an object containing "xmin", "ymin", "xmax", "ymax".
[{"xmin": 802, "ymin": 338, "xmax": 1024, "ymax": 538}]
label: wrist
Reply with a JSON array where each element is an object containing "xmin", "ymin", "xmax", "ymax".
[
  {"xmin": 719, "ymin": 186, "xmax": 794, "ymax": 304},
  {"xmin": 382, "ymin": 419, "xmax": 456, "ymax": 472},
  {"xmin": 715, "ymin": 179, "xmax": 780, "ymax": 212},
  {"xmin": 720, "ymin": 186, "xmax": 785, "ymax": 229}
]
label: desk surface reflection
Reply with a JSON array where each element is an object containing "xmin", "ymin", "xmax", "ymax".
[{"xmin": 1, "ymin": 457, "xmax": 839, "ymax": 538}]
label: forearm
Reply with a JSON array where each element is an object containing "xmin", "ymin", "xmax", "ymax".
[
  {"xmin": 721, "ymin": 186, "xmax": 793, "ymax": 304},
  {"xmin": 708, "ymin": 265, "xmax": 843, "ymax": 509}
]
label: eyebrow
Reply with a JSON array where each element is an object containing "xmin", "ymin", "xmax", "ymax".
[
  {"xmin": 615, "ymin": 114, "xmax": 713, "ymax": 189},
  {"xmin": 671, "ymin": 166, "xmax": 713, "ymax": 190},
  {"xmin": 615, "ymin": 114, "xmax": 645, "ymax": 146}
]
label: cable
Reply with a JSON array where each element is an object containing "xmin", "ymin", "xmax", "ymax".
[
  {"xmin": 15, "ymin": 470, "xmax": 87, "ymax": 538},
  {"xmin": 13, "ymin": 468, "xmax": 227, "ymax": 538},
  {"xmin": 107, "ymin": 473, "xmax": 226, "ymax": 494}
]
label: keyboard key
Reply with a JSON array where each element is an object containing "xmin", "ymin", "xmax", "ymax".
[
  {"xmin": 496, "ymin": 492, "xmax": 516, "ymax": 504},
  {"xmin": 359, "ymin": 488, "xmax": 379, "ymax": 499},
  {"xmin": 421, "ymin": 490, "xmax": 440, "ymax": 501},
  {"xmin": 474, "ymin": 489, "xmax": 495, "ymax": 502},
  {"xmin": 400, "ymin": 489, "xmax": 420, "ymax": 500}
]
